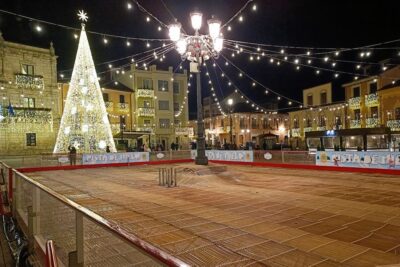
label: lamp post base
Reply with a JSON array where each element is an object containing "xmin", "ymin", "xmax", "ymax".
[{"xmin": 195, "ymin": 156, "xmax": 209, "ymax": 165}]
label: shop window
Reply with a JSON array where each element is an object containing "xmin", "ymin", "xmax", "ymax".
[
  {"xmin": 344, "ymin": 135, "xmax": 363, "ymax": 149},
  {"xmin": 367, "ymin": 135, "xmax": 388, "ymax": 149}
]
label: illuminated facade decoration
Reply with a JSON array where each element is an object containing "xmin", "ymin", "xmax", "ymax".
[
  {"xmin": 0, "ymin": 32, "xmax": 59, "ymax": 155},
  {"xmin": 54, "ymin": 17, "xmax": 116, "ymax": 153}
]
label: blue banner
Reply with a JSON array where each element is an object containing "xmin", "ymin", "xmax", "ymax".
[
  {"xmin": 316, "ymin": 151, "xmax": 400, "ymax": 169},
  {"xmin": 82, "ymin": 152, "xmax": 149, "ymax": 165},
  {"xmin": 191, "ymin": 150, "xmax": 254, "ymax": 162}
]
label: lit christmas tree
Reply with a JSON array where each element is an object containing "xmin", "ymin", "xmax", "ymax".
[{"xmin": 54, "ymin": 11, "xmax": 116, "ymax": 153}]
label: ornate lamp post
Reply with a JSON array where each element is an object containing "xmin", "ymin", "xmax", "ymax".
[
  {"xmin": 227, "ymin": 98, "xmax": 234, "ymax": 145},
  {"xmin": 169, "ymin": 12, "xmax": 223, "ymax": 165}
]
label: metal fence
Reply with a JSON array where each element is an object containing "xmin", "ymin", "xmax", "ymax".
[{"xmin": 0, "ymin": 161, "xmax": 189, "ymax": 267}]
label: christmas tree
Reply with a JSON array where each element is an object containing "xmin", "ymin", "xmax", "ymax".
[{"xmin": 54, "ymin": 11, "xmax": 116, "ymax": 153}]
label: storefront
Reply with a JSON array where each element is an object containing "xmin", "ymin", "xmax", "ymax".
[{"xmin": 305, "ymin": 127, "xmax": 392, "ymax": 151}]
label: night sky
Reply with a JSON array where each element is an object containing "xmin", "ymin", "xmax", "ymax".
[{"xmin": 1, "ymin": 0, "xmax": 400, "ymax": 118}]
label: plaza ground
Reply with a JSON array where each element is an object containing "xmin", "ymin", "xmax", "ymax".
[{"xmin": 26, "ymin": 163, "xmax": 400, "ymax": 266}]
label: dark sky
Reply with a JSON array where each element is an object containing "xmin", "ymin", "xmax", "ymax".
[{"xmin": 1, "ymin": 0, "xmax": 400, "ymax": 118}]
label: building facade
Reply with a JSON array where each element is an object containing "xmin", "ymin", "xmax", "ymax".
[
  {"xmin": 114, "ymin": 65, "xmax": 191, "ymax": 150},
  {"xmin": 289, "ymin": 66, "xmax": 400, "ymax": 151},
  {"xmin": 0, "ymin": 34, "xmax": 59, "ymax": 155}
]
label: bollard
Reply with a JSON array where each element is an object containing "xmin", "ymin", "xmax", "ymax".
[
  {"xmin": 174, "ymin": 168, "xmax": 177, "ymax": 187},
  {"xmin": 167, "ymin": 168, "xmax": 171, "ymax": 188},
  {"xmin": 158, "ymin": 169, "xmax": 161, "ymax": 185}
]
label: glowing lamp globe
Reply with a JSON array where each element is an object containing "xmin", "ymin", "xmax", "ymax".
[
  {"xmin": 177, "ymin": 39, "xmax": 187, "ymax": 55},
  {"xmin": 208, "ymin": 18, "xmax": 221, "ymax": 39},
  {"xmin": 190, "ymin": 12, "xmax": 203, "ymax": 31},
  {"xmin": 168, "ymin": 22, "xmax": 182, "ymax": 42},
  {"xmin": 214, "ymin": 36, "xmax": 223, "ymax": 52}
]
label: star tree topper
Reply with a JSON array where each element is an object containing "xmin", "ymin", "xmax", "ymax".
[{"xmin": 77, "ymin": 10, "xmax": 88, "ymax": 22}]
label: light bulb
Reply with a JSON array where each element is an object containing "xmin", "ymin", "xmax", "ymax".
[
  {"xmin": 168, "ymin": 22, "xmax": 182, "ymax": 42},
  {"xmin": 190, "ymin": 12, "xmax": 203, "ymax": 30}
]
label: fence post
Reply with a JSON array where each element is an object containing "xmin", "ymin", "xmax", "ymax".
[
  {"xmin": 69, "ymin": 211, "xmax": 84, "ymax": 267},
  {"xmin": 8, "ymin": 168, "xmax": 13, "ymax": 203}
]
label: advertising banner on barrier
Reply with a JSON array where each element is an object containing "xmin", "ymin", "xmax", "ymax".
[
  {"xmin": 191, "ymin": 150, "xmax": 254, "ymax": 162},
  {"xmin": 316, "ymin": 151, "xmax": 400, "ymax": 169},
  {"xmin": 82, "ymin": 152, "xmax": 150, "ymax": 165}
]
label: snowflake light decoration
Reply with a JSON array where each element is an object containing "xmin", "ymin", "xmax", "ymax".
[{"xmin": 77, "ymin": 10, "xmax": 88, "ymax": 22}]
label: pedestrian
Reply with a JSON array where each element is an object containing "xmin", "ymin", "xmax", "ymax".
[
  {"xmin": 171, "ymin": 142, "xmax": 175, "ymax": 151},
  {"xmin": 68, "ymin": 145, "xmax": 77, "ymax": 165},
  {"xmin": 106, "ymin": 146, "xmax": 110, "ymax": 153}
]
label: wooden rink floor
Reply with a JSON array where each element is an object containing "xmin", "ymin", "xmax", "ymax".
[{"xmin": 27, "ymin": 163, "xmax": 400, "ymax": 266}]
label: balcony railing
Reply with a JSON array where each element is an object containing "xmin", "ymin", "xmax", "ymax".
[
  {"xmin": 136, "ymin": 89, "xmax": 154, "ymax": 98},
  {"xmin": 15, "ymin": 73, "xmax": 44, "ymax": 89},
  {"xmin": 387, "ymin": 120, "xmax": 400, "ymax": 131},
  {"xmin": 350, "ymin": 119, "xmax": 361, "ymax": 128},
  {"xmin": 136, "ymin": 126, "xmax": 154, "ymax": 132},
  {"xmin": 366, "ymin": 117, "xmax": 379, "ymax": 128},
  {"xmin": 365, "ymin": 93, "xmax": 379, "ymax": 107},
  {"xmin": 175, "ymin": 127, "xmax": 194, "ymax": 136},
  {"xmin": 116, "ymin": 102, "xmax": 129, "ymax": 113},
  {"xmin": 291, "ymin": 128, "xmax": 301, "ymax": 137},
  {"xmin": 137, "ymin": 107, "xmax": 155, "ymax": 117},
  {"xmin": 0, "ymin": 107, "xmax": 52, "ymax": 124},
  {"xmin": 303, "ymin": 127, "xmax": 313, "ymax": 133},
  {"xmin": 317, "ymin": 126, "xmax": 326, "ymax": 131},
  {"xmin": 348, "ymin": 97, "xmax": 361, "ymax": 109},
  {"xmin": 105, "ymin": 101, "xmax": 113, "ymax": 112}
]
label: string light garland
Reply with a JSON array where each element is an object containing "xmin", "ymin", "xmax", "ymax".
[{"xmin": 204, "ymin": 63, "xmax": 227, "ymax": 116}]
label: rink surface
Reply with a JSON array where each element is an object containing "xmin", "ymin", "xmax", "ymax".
[{"xmin": 27, "ymin": 163, "xmax": 400, "ymax": 266}]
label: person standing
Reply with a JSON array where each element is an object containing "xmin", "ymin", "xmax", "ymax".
[
  {"xmin": 106, "ymin": 146, "xmax": 111, "ymax": 153},
  {"xmin": 68, "ymin": 145, "xmax": 77, "ymax": 165}
]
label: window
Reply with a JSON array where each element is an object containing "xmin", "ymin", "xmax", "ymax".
[
  {"xmin": 307, "ymin": 94, "xmax": 313, "ymax": 106},
  {"xmin": 263, "ymin": 119, "xmax": 268, "ymax": 129},
  {"xmin": 26, "ymin": 133, "xmax": 36, "ymax": 146},
  {"xmin": 319, "ymin": 116, "xmax": 326, "ymax": 126},
  {"xmin": 369, "ymin": 82, "xmax": 377, "ymax": 94},
  {"xmin": 174, "ymin": 102, "xmax": 179, "ymax": 111},
  {"xmin": 320, "ymin": 91, "xmax": 327, "ymax": 105},
  {"xmin": 293, "ymin": 118, "xmax": 299, "ymax": 128},
  {"xmin": 23, "ymin": 97, "xmax": 35, "ymax": 108},
  {"xmin": 240, "ymin": 118, "xmax": 245, "ymax": 128},
  {"xmin": 143, "ymin": 100, "xmax": 151, "ymax": 107},
  {"xmin": 174, "ymin": 120, "xmax": 180, "ymax": 125},
  {"xmin": 143, "ymin": 79, "xmax": 152, "ymax": 89},
  {"xmin": 396, "ymin": 108, "xmax": 400, "ymax": 120},
  {"xmin": 335, "ymin": 116, "xmax": 342, "ymax": 126},
  {"xmin": 103, "ymin": 93, "xmax": 109, "ymax": 102},
  {"xmin": 251, "ymin": 117, "xmax": 257, "ymax": 129},
  {"xmin": 204, "ymin": 110, "xmax": 210, "ymax": 118},
  {"xmin": 173, "ymin": 81, "xmax": 180, "ymax": 94},
  {"xmin": 144, "ymin": 119, "xmax": 151, "ymax": 126},
  {"xmin": 159, "ymin": 119, "xmax": 170, "ymax": 128},
  {"xmin": 306, "ymin": 118, "xmax": 312, "ymax": 127},
  {"xmin": 354, "ymin": 109, "xmax": 361, "ymax": 120},
  {"xmin": 158, "ymin": 100, "xmax": 169, "ymax": 110},
  {"xmin": 119, "ymin": 116, "xmax": 126, "ymax": 128},
  {"xmin": 353, "ymin": 86, "xmax": 360, "ymax": 97},
  {"xmin": 119, "ymin": 95, "xmax": 125, "ymax": 103},
  {"xmin": 21, "ymin": 64, "xmax": 34, "ymax": 75},
  {"xmin": 370, "ymin": 107, "xmax": 378, "ymax": 118},
  {"xmin": 221, "ymin": 119, "xmax": 224, "ymax": 127},
  {"xmin": 158, "ymin": 80, "xmax": 169, "ymax": 91}
]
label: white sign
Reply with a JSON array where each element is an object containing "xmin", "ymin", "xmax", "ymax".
[
  {"xmin": 156, "ymin": 153, "xmax": 165, "ymax": 159},
  {"xmin": 82, "ymin": 152, "xmax": 149, "ymax": 165},
  {"xmin": 264, "ymin": 153, "xmax": 272, "ymax": 160},
  {"xmin": 58, "ymin": 157, "xmax": 69, "ymax": 163},
  {"xmin": 191, "ymin": 150, "xmax": 254, "ymax": 162}
]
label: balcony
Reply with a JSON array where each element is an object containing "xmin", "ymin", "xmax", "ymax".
[
  {"xmin": 105, "ymin": 101, "xmax": 113, "ymax": 112},
  {"xmin": 366, "ymin": 117, "xmax": 379, "ymax": 128},
  {"xmin": 136, "ymin": 126, "xmax": 154, "ymax": 132},
  {"xmin": 303, "ymin": 127, "xmax": 313, "ymax": 133},
  {"xmin": 291, "ymin": 128, "xmax": 301, "ymax": 137},
  {"xmin": 348, "ymin": 97, "xmax": 361, "ymax": 110},
  {"xmin": 137, "ymin": 107, "xmax": 155, "ymax": 117},
  {"xmin": 350, "ymin": 119, "xmax": 361, "ymax": 128},
  {"xmin": 136, "ymin": 89, "xmax": 154, "ymax": 98},
  {"xmin": 116, "ymin": 102, "xmax": 129, "ymax": 113},
  {"xmin": 387, "ymin": 120, "xmax": 400, "ymax": 131},
  {"xmin": 365, "ymin": 93, "xmax": 379, "ymax": 107},
  {"xmin": 15, "ymin": 73, "xmax": 44, "ymax": 89},
  {"xmin": 317, "ymin": 126, "xmax": 326, "ymax": 131},
  {"xmin": 0, "ymin": 107, "xmax": 52, "ymax": 124},
  {"xmin": 175, "ymin": 127, "xmax": 194, "ymax": 136}
]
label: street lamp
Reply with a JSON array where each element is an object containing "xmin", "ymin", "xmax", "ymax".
[
  {"xmin": 169, "ymin": 12, "xmax": 223, "ymax": 165},
  {"xmin": 227, "ymin": 98, "xmax": 234, "ymax": 146}
]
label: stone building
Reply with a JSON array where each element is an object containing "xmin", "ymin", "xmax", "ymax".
[
  {"xmin": 113, "ymin": 65, "xmax": 191, "ymax": 150},
  {"xmin": 0, "ymin": 33, "xmax": 59, "ymax": 155}
]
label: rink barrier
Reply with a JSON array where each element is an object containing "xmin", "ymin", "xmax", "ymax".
[{"xmin": 209, "ymin": 160, "xmax": 400, "ymax": 175}]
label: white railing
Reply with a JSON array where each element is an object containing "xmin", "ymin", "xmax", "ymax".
[
  {"xmin": 348, "ymin": 97, "xmax": 361, "ymax": 109},
  {"xmin": 137, "ymin": 107, "xmax": 155, "ymax": 117}
]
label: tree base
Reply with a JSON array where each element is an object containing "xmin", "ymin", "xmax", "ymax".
[{"xmin": 195, "ymin": 156, "xmax": 208, "ymax": 165}]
